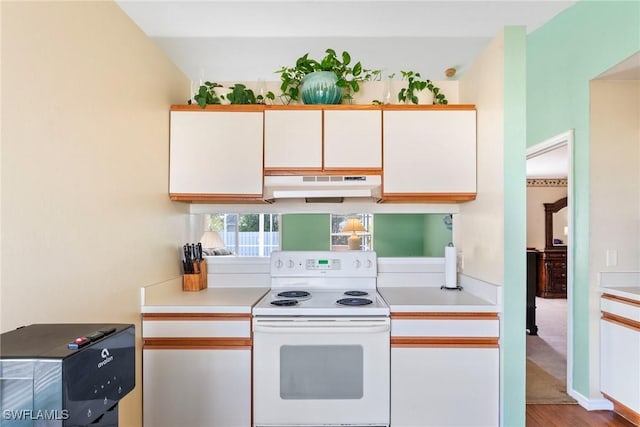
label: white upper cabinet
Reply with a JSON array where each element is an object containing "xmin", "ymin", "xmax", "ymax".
[
  {"xmin": 382, "ymin": 107, "xmax": 476, "ymax": 202},
  {"xmin": 168, "ymin": 105, "xmax": 476, "ymax": 203},
  {"xmin": 264, "ymin": 107, "xmax": 382, "ymax": 172},
  {"xmin": 169, "ymin": 107, "xmax": 264, "ymax": 202},
  {"xmin": 324, "ymin": 109, "xmax": 382, "ymax": 169},
  {"xmin": 264, "ymin": 109, "xmax": 323, "ymax": 169}
]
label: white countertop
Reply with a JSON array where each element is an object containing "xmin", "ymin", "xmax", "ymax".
[
  {"xmin": 600, "ymin": 286, "xmax": 640, "ymax": 301},
  {"xmin": 379, "ymin": 286, "xmax": 499, "ymax": 312},
  {"xmin": 141, "ymin": 278, "xmax": 269, "ymax": 314}
]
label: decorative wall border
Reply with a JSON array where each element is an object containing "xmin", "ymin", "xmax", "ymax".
[{"xmin": 527, "ymin": 178, "xmax": 568, "ymax": 187}]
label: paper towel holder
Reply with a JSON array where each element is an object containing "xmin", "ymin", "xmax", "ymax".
[{"xmin": 441, "ymin": 243, "xmax": 463, "ymax": 291}]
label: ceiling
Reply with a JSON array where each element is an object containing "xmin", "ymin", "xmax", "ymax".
[
  {"xmin": 526, "ymin": 145, "xmax": 568, "ymax": 179},
  {"xmin": 116, "ymin": 0, "xmax": 577, "ymax": 81}
]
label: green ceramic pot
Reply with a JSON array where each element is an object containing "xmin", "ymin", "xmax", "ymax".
[{"xmin": 301, "ymin": 71, "xmax": 342, "ymax": 104}]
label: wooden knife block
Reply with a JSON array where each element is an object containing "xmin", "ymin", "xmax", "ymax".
[{"xmin": 182, "ymin": 260, "xmax": 208, "ymax": 291}]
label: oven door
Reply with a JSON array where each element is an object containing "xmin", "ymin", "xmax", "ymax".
[{"xmin": 253, "ymin": 317, "xmax": 390, "ymax": 427}]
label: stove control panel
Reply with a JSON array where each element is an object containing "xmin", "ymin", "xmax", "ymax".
[
  {"xmin": 270, "ymin": 251, "xmax": 377, "ymax": 277},
  {"xmin": 306, "ymin": 258, "xmax": 341, "ymax": 270}
]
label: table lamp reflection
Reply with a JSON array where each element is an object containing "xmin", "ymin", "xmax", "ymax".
[{"xmin": 341, "ymin": 219, "xmax": 365, "ymax": 250}]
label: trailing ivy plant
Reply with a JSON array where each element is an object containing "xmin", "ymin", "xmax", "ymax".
[
  {"xmin": 224, "ymin": 84, "xmax": 275, "ymax": 104},
  {"xmin": 189, "ymin": 81, "xmax": 223, "ymax": 108},
  {"xmin": 275, "ymin": 49, "xmax": 380, "ymax": 104},
  {"xmin": 189, "ymin": 82, "xmax": 275, "ymax": 107},
  {"xmin": 397, "ymin": 70, "xmax": 448, "ymax": 105}
]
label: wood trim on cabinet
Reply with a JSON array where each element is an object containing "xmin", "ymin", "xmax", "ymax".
[
  {"xmin": 171, "ymin": 105, "xmax": 265, "ymax": 112},
  {"xmin": 391, "ymin": 312, "xmax": 499, "ymax": 320},
  {"xmin": 169, "ymin": 193, "xmax": 267, "ymax": 203},
  {"xmin": 602, "ymin": 293, "xmax": 640, "ymax": 308},
  {"xmin": 264, "ymin": 168, "xmax": 382, "ymax": 176},
  {"xmin": 381, "ymin": 104, "xmax": 476, "ymax": 111},
  {"xmin": 142, "ymin": 313, "xmax": 252, "ymax": 321},
  {"xmin": 602, "ymin": 392, "xmax": 640, "ymax": 426},
  {"xmin": 379, "ymin": 193, "xmax": 477, "ymax": 203},
  {"xmin": 265, "ymin": 105, "xmax": 384, "ymax": 111},
  {"xmin": 171, "ymin": 104, "xmax": 476, "ymax": 112},
  {"xmin": 601, "ymin": 312, "xmax": 640, "ymax": 333},
  {"xmin": 143, "ymin": 337, "xmax": 252, "ymax": 350},
  {"xmin": 391, "ymin": 336, "xmax": 499, "ymax": 348}
]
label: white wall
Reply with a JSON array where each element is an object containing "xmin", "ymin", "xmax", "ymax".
[
  {"xmin": 455, "ymin": 31, "xmax": 505, "ymax": 285},
  {"xmin": 526, "ymin": 185, "xmax": 568, "ymax": 249},
  {"xmin": 589, "ymin": 79, "xmax": 640, "ymax": 395},
  {"xmin": 1, "ymin": 2, "xmax": 189, "ymax": 425}
]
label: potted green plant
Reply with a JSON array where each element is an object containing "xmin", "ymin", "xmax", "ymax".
[
  {"xmin": 189, "ymin": 82, "xmax": 275, "ymax": 107},
  {"xmin": 275, "ymin": 49, "xmax": 380, "ymax": 104},
  {"xmin": 189, "ymin": 81, "xmax": 223, "ymax": 108},
  {"xmin": 397, "ymin": 70, "xmax": 448, "ymax": 105},
  {"xmin": 223, "ymin": 84, "xmax": 275, "ymax": 105}
]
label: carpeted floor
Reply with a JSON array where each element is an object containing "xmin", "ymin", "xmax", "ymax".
[
  {"xmin": 527, "ymin": 297, "xmax": 567, "ymax": 379},
  {"xmin": 526, "ymin": 297, "xmax": 574, "ymax": 404},
  {"xmin": 526, "ymin": 358, "xmax": 576, "ymax": 404}
]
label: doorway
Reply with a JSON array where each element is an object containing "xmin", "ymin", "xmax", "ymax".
[{"xmin": 525, "ymin": 130, "xmax": 574, "ymax": 403}]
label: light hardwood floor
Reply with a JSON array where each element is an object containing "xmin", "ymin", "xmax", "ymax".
[{"xmin": 527, "ymin": 404, "xmax": 635, "ymax": 426}]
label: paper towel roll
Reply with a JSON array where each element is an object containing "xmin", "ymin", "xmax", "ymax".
[{"xmin": 444, "ymin": 245, "xmax": 458, "ymax": 289}]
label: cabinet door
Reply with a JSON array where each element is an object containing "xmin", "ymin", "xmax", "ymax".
[
  {"xmin": 143, "ymin": 349, "xmax": 251, "ymax": 427},
  {"xmin": 383, "ymin": 109, "xmax": 476, "ymax": 196},
  {"xmin": 601, "ymin": 318, "xmax": 640, "ymax": 412},
  {"xmin": 391, "ymin": 347, "xmax": 499, "ymax": 427},
  {"xmin": 264, "ymin": 110, "xmax": 322, "ymax": 169},
  {"xmin": 324, "ymin": 110, "xmax": 382, "ymax": 169},
  {"xmin": 169, "ymin": 110, "xmax": 263, "ymax": 196}
]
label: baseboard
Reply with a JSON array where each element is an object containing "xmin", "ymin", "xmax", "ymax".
[
  {"xmin": 602, "ymin": 392, "xmax": 640, "ymax": 426},
  {"xmin": 568, "ymin": 389, "xmax": 614, "ymax": 411}
]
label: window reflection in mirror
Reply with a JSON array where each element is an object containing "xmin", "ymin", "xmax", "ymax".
[
  {"xmin": 280, "ymin": 213, "xmax": 453, "ymax": 257},
  {"xmin": 193, "ymin": 213, "xmax": 453, "ymax": 257}
]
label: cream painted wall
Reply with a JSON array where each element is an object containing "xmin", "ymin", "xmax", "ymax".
[
  {"xmin": 589, "ymin": 80, "xmax": 640, "ymax": 395},
  {"xmin": 455, "ymin": 31, "xmax": 505, "ymax": 285},
  {"xmin": 1, "ymin": 2, "xmax": 189, "ymax": 426},
  {"xmin": 526, "ymin": 185, "xmax": 568, "ymax": 249}
]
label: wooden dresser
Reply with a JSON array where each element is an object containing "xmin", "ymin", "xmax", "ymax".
[{"xmin": 537, "ymin": 247, "xmax": 567, "ymax": 298}]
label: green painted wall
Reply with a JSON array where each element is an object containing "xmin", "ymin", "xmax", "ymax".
[
  {"xmin": 281, "ymin": 214, "xmax": 330, "ymax": 250},
  {"xmin": 527, "ymin": 0, "xmax": 640, "ymax": 398},
  {"xmin": 503, "ymin": 26, "xmax": 528, "ymax": 427},
  {"xmin": 280, "ymin": 213, "xmax": 451, "ymax": 256}
]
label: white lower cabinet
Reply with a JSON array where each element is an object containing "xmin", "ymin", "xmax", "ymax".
[
  {"xmin": 390, "ymin": 313, "xmax": 500, "ymax": 427},
  {"xmin": 600, "ymin": 294, "xmax": 640, "ymax": 421},
  {"xmin": 143, "ymin": 348, "xmax": 250, "ymax": 427},
  {"xmin": 142, "ymin": 314, "xmax": 251, "ymax": 427}
]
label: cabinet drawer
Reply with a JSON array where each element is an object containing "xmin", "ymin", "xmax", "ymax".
[
  {"xmin": 602, "ymin": 294, "xmax": 640, "ymax": 324},
  {"xmin": 142, "ymin": 314, "xmax": 251, "ymax": 338},
  {"xmin": 391, "ymin": 313, "xmax": 499, "ymax": 338}
]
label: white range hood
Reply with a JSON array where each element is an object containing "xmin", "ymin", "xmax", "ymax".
[{"xmin": 263, "ymin": 175, "xmax": 382, "ymax": 202}]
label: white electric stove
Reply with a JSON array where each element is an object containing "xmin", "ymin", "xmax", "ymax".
[
  {"xmin": 252, "ymin": 251, "xmax": 390, "ymax": 427},
  {"xmin": 252, "ymin": 250, "xmax": 389, "ymax": 317}
]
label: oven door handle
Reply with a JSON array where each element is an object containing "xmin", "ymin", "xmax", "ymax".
[{"xmin": 253, "ymin": 322, "xmax": 389, "ymax": 334}]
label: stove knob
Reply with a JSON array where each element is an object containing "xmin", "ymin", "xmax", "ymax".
[
  {"xmin": 366, "ymin": 259, "xmax": 373, "ymax": 268},
  {"xmin": 275, "ymin": 259, "xmax": 283, "ymax": 269},
  {"xmin": 353, "ymin": 259, "xmax": 361, "ymax": 268},
  {"xmin": 287, "ymin": 259, "xmax": 295, "ymax": 268}
]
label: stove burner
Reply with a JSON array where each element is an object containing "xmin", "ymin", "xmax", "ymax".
[
  {"xmin": 344, "ymin": 290, "xmax": 369, "ymax": 297},
  {"xmin": 270, "ymin": 299, "xmax": 299, "ymax": 307},
  {"xmin": 336, "ymin": 297, "xmax": 373, "ymax": 306},
  {"xmin": 277, "ymin": 290, "xmax": 311, "ymax": 299}
]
